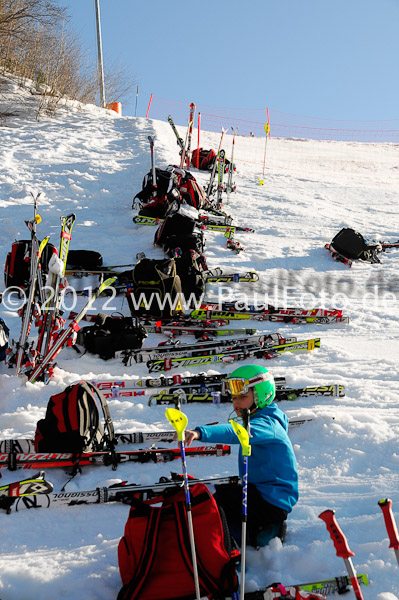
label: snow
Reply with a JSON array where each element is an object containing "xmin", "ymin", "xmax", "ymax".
[{"xmin": 1, "ymin": 73, "xmax": 399, "ymax": 598}]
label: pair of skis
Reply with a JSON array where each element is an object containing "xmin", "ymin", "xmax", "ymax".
[
  {"xmin": 146, "ymin": 384, "xmax": 344, "ymax": 406},
  {"xmin": 1, "ymin": 443, "xmax": 230, "ymax": 473},
  {"xmin": 0, "ymin": 472, "xmax": 238, "ymax": 514},
  {"xmin": 11, "ymin": 194, "xmax": 48, "ymax": 374},
  {"xmin": 190, "ymin": 307, "xmax": 348, "ymax": 324},
  {"xmin": 35, "ymin": 213, "xmax": 76, "ymax": 361},
  {"xmin": 167, "ymin": 104, "xmax": 196, "ymax": 169},
  {"xmin": 124, "ymin": 332, "xmax": 297, "ymax": 364},
  {"xmin": 133, "ymin": 213, "xmax": 254, "ymax": 234},
  {"xmin": 0, "ymin": 412, "xmax": 317, "ymax": 457},
  {"xmin": 145, "ymin": 337, "xmax": 320, "ymax": 373}
]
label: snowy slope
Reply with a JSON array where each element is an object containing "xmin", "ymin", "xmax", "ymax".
[{"xmin": 1, "ymin": 74, "xmax": 399, "ymax": 599}]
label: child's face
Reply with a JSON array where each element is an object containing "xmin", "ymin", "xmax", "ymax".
[{"xmin": 232, "ymin": 389, "xmax": 255, "ymax": 416}]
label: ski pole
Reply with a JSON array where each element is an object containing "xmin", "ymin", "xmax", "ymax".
[
  {"xmin": 318, "ymin": 510, "xmax": 364, "ymax": 600},
  {"xmin": 148, "ymin": 136, "xmax": 157, "ymax": 198},
  {"xmin": 378, "ymin": 498, "xmax": 399, "ymax": 566},
  {"xmin": 230, "ymin": 409, "xmax": 251, "ymax": 600},
  {"xmin": 165, "ymin": 408, "xmax": 201, "ymax": 600}
]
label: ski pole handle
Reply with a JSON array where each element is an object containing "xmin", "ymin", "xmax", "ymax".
[
  {"xmin": 319, "ymin": 509, "xmax": 354, "ymax": 558},
  {"xmin": 319, "ymin": 510, "xmax": 364, "ymax": 600},
  {"xmin": 378, "ymin": 498, "xmax": 399, "ymax": 558}
]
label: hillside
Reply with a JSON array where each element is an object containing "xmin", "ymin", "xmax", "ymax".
[{"xmin": 1, "ymin": 75, "xmax": 399, "ymax": 599}]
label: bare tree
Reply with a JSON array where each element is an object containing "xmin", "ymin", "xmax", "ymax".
[{"xmin": 0, "ymin": 0, "xmax": 137, "ymax": 118}]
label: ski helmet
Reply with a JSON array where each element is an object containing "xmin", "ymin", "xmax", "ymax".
[{"xmin": 225, "ymin": 365, "xmax": 276, "ymax": 409}]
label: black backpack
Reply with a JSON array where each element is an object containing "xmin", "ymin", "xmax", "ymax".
[
  {"xmin": 66, "ymin": 250, "xmax": 103, "ymax": 270},
  {"xmin": 77, "ymin": 313, "xmax": 147, "ymax": 360},
  {"xmin": 174, "ymin": 251, "xmax": 207, "ymax": 304},
  {"xmin": 330, "ymin": 228, "xmax": 381, "ymax": 263},
  {"xmin": 0, "ymin": 317, "xmax": 9, "ymax": 361},
  {"xmin": 4, "ymin": 239, "xmax": 56, "ymax": 291},
  {"xmin": 127, "ymin": 258, "xmax": 183, "ymax": 318},
  {"xmin": 154, "ymin": 212, "xmax": 197, "ymax": 247},
  {"xmin": 154, "ymin": 213, "xmax": 205, "ymax": 257},
  {"xmin": 34, "ymin": 381, "xmax": 115, "ymax": 454},
  {"xmin": 133, "ymin": 168, "xmax": 180, "ymax": 217}
]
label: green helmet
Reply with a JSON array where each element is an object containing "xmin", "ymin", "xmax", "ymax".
[{"xmin": 226, "ymin": 365, "xmax": 276, "ymax": 409}]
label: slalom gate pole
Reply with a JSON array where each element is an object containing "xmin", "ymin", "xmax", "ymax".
[
  {"xmin": 378, "ymin": 498, "xmax": 399, "ymax": 565},
  {"xmin": 197, "ymin": 112, "xmax": 201, "ymax": 169},
  {"xmin": 230, "ymin": 410, "xmax": 251, "ymax": 600},
  {"xmin": 319, "ymin": 510, "xmax": 364, "ymax": 600},
  {"xmin": 165, "ymin": 408, "xmax": 201, "ymax": 600}
]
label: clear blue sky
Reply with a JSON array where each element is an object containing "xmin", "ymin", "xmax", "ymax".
[{"xmin": 61, "ymin": 0, "xmax": 399, "ymax": 122}]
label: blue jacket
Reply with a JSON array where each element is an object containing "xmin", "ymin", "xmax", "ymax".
[{"xmin": 195, "ymin": 403, "xmax": 298, "ymax": 513}]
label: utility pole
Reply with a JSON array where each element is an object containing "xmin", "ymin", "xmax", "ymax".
[{"xmin": 94, "ymin": 0, "xmax": 106, "ymax": 108}]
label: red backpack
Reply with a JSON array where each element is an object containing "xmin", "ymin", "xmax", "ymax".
[
  {"xmin": 191, "ymin": 148, "xmax": 217, "ymax": 171},
  {"xmin": 117, "ymin": 482, "xmax": 239, "ymax": 600},
  {"xmin": 34, "ymin": 381, "xmax": 115, "ymax": 454}
]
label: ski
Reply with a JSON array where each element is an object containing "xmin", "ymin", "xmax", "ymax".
[
  {"xmin": 0, "ymin": 471, "xmax": 53, "ymax": 498},
  {"xmin": 1, "ymin": 444, "xmax": 230, "ymax": 472},
  {"xmin": 244, "ymin": 575, "xmax": 368, "ymax": 599},
  {"xmin": 25, "ymin": 277, "xmax": 117, "ymax": 383},
  {"xmin": 132, "ymin": 213, "xmax": 254, "ymax": 234},
  {"xmin": 36, "ymin": 213, "xmax": 76, "ymax": 360},
  {"xmin": 124, "ymin": 333, "xmax": 297, "ymax": 364},
  {"xmin": 0, "ymin": 407, "xmax": 338, "ymax": 455},
  {"xmin": 92, "ymin": 373, "xmax": 287, "ymax": 391},
  {"xmin": 148, "ymin": 135, "xmax": 157, "ymax": 198},
  {"xmin": 203, "ymin": 223, "xmax": 254, "ymax": 234},
  {"xmin": 144, "ymin": 324, "xmax": 259, "ymax": 338},
  {"xmin": 147, "ymin": 338, "xmax": 320, "ymax": 372},
  {"xmin": 4, "ymin": 474, "xmax": 240, "ymax": 513},
  {"xmin": 207, "ymin": 128, "xmax": 227, "ymax": 198},
  {"xmin": 198, "ymin": 303, "xmax": 343, "ymax": 317},
  {"xmin": 226, "ymin": 126, "xmax": 237, "ymax": 199},
  {"xmin": 180, "ymin": 103, "xmax": 195, "ymax": 169},
  {"xmin": 190, "ymin": 309, "xmax": 347, "ymax": 324},
  {"xmin": 167, "ymin": 115, "xmax": 184, "ymax": 153},
  {"xmin": 205, "ymin": 271, "xmax": 259, "ymax": 283},
  {"xmin": 216, "ymin": 148, "xmax": 226, "ymax": 208},
  {"xmin": 325, "ymin": 243, "xmax": 352, "ymax": 267},
  {"xmin": 381, "ymin": 240, "xmax": 399, "ymax": 250},
  {"xmin": 146, "ymin": 384, "xmax": 344, "ymax": 405},
  {"xmin": 185, "ymin": 102, "xmax": 196, "ymax": 168},
  {"xmin": 14, "ymin": 234, "xmax": 50, "ymax": 375}
]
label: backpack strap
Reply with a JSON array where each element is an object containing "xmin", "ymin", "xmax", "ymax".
[
  {"xmin": 173, "ymin": 491, "xmax": 222, "ymax": 594},
  {"xmin": 80, "ymin": 381, "xmax": 117, "ymax": 455}
]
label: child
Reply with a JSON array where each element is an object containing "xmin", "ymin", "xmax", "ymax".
[{"xmin": 185, "ymin": 364, "xmax": 298, "ymax": 547}]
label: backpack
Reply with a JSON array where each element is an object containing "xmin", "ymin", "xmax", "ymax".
[
  {"xmin": 174, "ymin": 251, "xmax": 207, "ymax": 303},
  {"xmin": 154, "ymin": 213, "xmax": 205, "ymax": 258},
  {"xmin": 77, "ymin": 313, "xmax": 147, "ymax": 360},
  {"xmin": 117, "ymin": 482, "xmax": 239, "ymax": 600},
  {"xmin": 191, "ymin": 148, "xmax": 217, "ymax": 171},
  {"xmin": 175, "ymin": 169, "xmax": 208, "ymax": 209},
  {"xmin": 66, "ymin": 250, "xmax": 103, "ymax": 270},
  {"xmin": 34, "ymin": 381, "xmax": 115, "ymax": 454},
  {"xmin": 127, "ymin": 258, "xmax": 183, "ymax": 318},
  {"xmin": 0, "ymin": 317, "xmax": 9, "ymax": 361},
  {"xmin": 4, "ymin": 239, "xmax": 56, "ymax": 291},
  {"xmin": 330, "ymin": 228, "xmax": 381, "ymax": 263},
  {"xmin": 154, "ymin": 212, "xmax": 197, "ymax": 247},
  {"xmin": 133, "ymin": 168, "xmax": 180, "ymax": 217}
]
